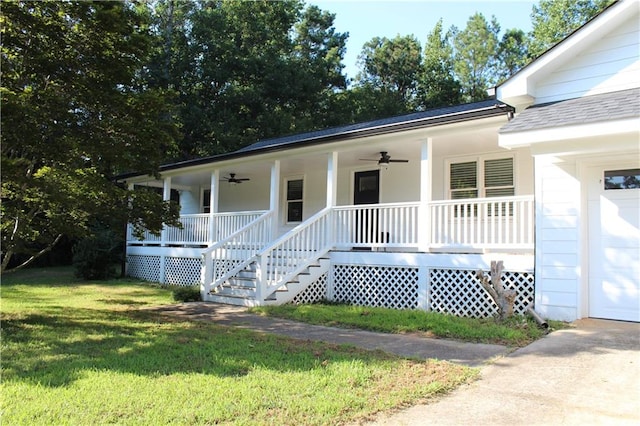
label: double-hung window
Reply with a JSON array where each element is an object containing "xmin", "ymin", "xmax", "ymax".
[
  {"xmin": 449, "ymin": 156, "xmax": 514, "ymax": 199},
  {"xmin": 286, "ymin": 178, "xmax": 304, "ymax": 223}
]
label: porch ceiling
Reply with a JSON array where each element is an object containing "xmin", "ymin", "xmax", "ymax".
[{"xmin": 159, "ymin": 117, "xmax": 503, "ymax": 189}]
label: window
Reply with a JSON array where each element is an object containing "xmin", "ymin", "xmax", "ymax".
[
  {"xmin": 604, "ymin": 169, "xmax": 640, "ymax": 190},
  {"xmin": 286, "ymin": 178, "xmax": 303, "ymax": 223},
  {"xmin": 449, "ymin": 156, "xmax": 514, "ymax": 199},
  {"xmin": 202, "ymin": 189, "xmax": 211, "ymax": 213}
]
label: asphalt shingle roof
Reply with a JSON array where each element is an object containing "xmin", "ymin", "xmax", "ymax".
[
  {"xmin": 499, "ymin": 88, "xmax": 640, "ymax": 134},
  {"xmin": 125, "ymin": 99, "xmax": 511, "ymax": 176},
  {"xmin": 236, "ymin": 99, "xmax": 504, "ymax": 153}
]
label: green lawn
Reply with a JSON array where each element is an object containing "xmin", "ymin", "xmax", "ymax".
[
  {"xmin": 1, "ymin": 267, "xmax": 475, "ymax": 425},
  {"xmin": 250, "ymin": 302, "xmax": 559, "ymax": 347}
]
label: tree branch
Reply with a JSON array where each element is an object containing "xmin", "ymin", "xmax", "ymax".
[{"xmin": 2, "ymin": 234, "xmax": 64, "ymax": 274}]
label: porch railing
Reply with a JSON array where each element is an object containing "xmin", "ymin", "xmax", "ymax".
[
  {"xmin": 129, "ymin": 197, "xmax": 533, "ymax": 252},
  {"xmin": 127, "ymin": 210, "xmax": 267, "ymax": 246},
  {"xmin": 164, "ymin": 214, "xmax": 209, "ymax": 245},
  {"xmin": 202, "ymin": 211, "xmax": 273, "ymax": 294},
  {"xmin": 257, "ymin": 208, "xmax": 334, "ymax": 301},
  {"xmin": 429, "ymin": 195, "xmax": 534, "ymax": 250},
  {"xmin": 333, "ymin": 202, "xmax": 420, "ymax": 249}
]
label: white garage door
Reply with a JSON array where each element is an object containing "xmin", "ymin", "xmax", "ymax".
[{"xmin": 588, "ymin": 164, "xmax": 640, "ymax": 322}]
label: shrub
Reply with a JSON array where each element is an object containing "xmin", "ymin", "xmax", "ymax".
[
  {"xmin": 172, "ymin": 285, "xmax": 202, "ymax": 302},
  {"xmin": 73, "ymin": 226, "xmax": 122, "ymax": 280}
]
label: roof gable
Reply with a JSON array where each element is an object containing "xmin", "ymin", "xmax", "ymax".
[{"xmin": 497, "ymin": 0, "xmax": 639, "ymax": 110}]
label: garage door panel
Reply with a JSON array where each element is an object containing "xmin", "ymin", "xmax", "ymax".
[{"xmin": 588, "ymin": 163, "xmax": 640, "ymax": 322}]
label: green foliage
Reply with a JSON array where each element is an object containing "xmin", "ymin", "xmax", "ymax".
[
  {"xmin": 72, "ymin": 226, "xmax": 122, "ymax": 280},
  {"xmin": 452, "ymin": 13, "xmax": 501, "ymax": 102},
  {"xmin": 172, "ymin": 285, "xmax": 202, "ymax": 302},
  {"xmin": 355, "ymin": 35, "xmax": 423, "ymax": 109},
  {"xmin": 418, "ymin": 19, "xmax": 462, "ymax": 108},
  {"xmin": 2, "ymin": 268, "xmax": 474, "ymax": 425},
  {"xmin": 528, "ymin": 0, "xmax": 613, "ymax": 59},
  {"xmin": 146, "ymin": 0, "xmax": 349, "ymax": 159},
  {"xmin": 1, "ymin": 1, "xmax": 181, "ymax": 272}
]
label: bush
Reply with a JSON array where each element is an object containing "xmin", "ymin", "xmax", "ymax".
[
  {"xmin": 172, "ymin": 285, "xmax": 202, "ymax": 302},
  {"xmin": 73, "ymin": 227, "xmax": 122, "ymax": 280}
]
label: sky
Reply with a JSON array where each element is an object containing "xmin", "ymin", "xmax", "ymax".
[{"xmin": 309, "ymin": 0, "xmax": 537, "ymax": 81}]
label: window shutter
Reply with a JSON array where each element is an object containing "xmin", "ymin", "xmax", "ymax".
[
  {"xmin": 450, "ymin": 161, "xmax": 478, "ymax": 199},
  {"xmin": 485, "ymin": 158, "xmax": 514, "ymax": 197}
]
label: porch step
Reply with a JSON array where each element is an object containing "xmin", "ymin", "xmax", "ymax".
[{"xmin": 205, "ymin": 257, "xmax": 330, "ymax": 306}]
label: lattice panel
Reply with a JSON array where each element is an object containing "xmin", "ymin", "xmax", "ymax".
[
  {"xmin": 290, "ymin": 273, "xmax": 328, "ymax": 305},
  {"xmin": 430, "ymin": 269, "xmax": 534, "ymax": 318},
  {"xmin": 212, "ymin": 259, "xmax": 243, "ymax": 280},
  {"xmin": 127, "ymin": 255, "xmax": 161, "ymax": 282},
  {"xmin": 165, "ymin": 257, "xmax": 202, "ymax": 286},
  {"xmin": 330, "ymin": 265, "xmax": 419, "ymax": 309}
]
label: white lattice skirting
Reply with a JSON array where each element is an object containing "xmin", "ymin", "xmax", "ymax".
[
  {"xmin": 294, "ymin": 261, "xmax": 534, "ymax": 318},
  {"xmin": 127, "ymin": 255, "xmax": 201, "ymax": 286}
]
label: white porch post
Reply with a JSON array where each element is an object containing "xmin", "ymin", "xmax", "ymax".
[
  {"xmin": 208, "ymin": 169, "xmax": 219, "ymax": 244},
  {"xmin": 326, "ymin": 151, "xmax": 338, "ymax": 207},
  {"xmin": 160, "ymin": 176, "xmax": 171, "ymax": 284},
  {"xmin": 326, "ymin": 151, "xmax": 338, "ymax": 248},
  {"xmin": 418, "ymin": 139, "xmax": 432, "ymax": 311},
  {"xmin": 418, "ymin": 139, "xmax": 432, "ymax": 252},
  {"xmin": 269, "ymin": 160, "xmax": 281, "ymax": 240}
]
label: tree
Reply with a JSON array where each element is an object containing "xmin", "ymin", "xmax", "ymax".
[
  {"xmin": 495, "ymin": 28, "xmax": 529, "ymax": 81},
  {"xmin": 418, "ymin": 19, "xmax": 462, "ymax": 109},
  {"xmin": 1, "ymin": 1, "xmax": 181, "ymax": 272},
  {"xmin": 145, "ymin": 0, "xmax": 349, "ymax": 159},
  {"xmin": 528, "ymin": 0, "xmax": 613, "ymax": 59},
  {"xmin": 452, "ymin": 13, "xmax": 501, "ymax": 102},
  {"xmin": 355, "ymin": 35, "xmax": 423, "ymax": 109}
]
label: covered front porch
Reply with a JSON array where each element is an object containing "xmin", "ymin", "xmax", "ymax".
[{"xmin": 124, "ymin": 110, "xmax": 535, "ymax": 308}]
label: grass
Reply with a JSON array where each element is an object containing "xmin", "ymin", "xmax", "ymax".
[
  {"xmin": 1, "ymin": 267, "xmax": 476, "ymax": 425},
  {"xmin": 250, "ymin": 303, "xmax": 563, "ymax": 347}
]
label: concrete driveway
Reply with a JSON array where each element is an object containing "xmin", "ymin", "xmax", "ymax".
[{"xmin": 368, "ymin": 319, "xmax": 640, "ymax": 425}]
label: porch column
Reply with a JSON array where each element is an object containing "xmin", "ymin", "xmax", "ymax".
[
  {"xmin": 161, "ymin": 176, "xmax": 172, "ymax": 248},
  {"xmin": 160, "ymin": 176, "xmax": 171, "ymax": 284},
  {"xmin": 208, "ymin": 169, "xmax": 219, "ymax": 244},
  {"xmin": 326, "ymin": 151, "xmax": 338, "ymax": 207},
  {"xmin": 269, "ymin": 160, "xmax": 281, "ymax": 240},
  {"xmin": 418, "ymin": 139, "xmax": 432, "ymax": 252}
]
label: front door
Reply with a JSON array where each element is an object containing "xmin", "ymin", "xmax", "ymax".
[{"xmin": 354, "ymin": 170, "xmax": 380, "ymax": 247}]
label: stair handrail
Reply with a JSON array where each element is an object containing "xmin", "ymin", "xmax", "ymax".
[
  {"xmin": 201, "ymin": 211, "xmax": 273, "ymax": 294},
  {"xmin": 255, "ymin": 207, "xmax": 334, "ymax": 302}
]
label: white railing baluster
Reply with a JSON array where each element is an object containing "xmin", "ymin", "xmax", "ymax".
[{"xmin": 428, "ymin": 195, "xmax": 533, "ymax": 251}]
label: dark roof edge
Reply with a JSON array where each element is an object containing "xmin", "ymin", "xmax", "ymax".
[{"xmin": 118, "ymin": 102, "xmax": 513, "ymax": 180}]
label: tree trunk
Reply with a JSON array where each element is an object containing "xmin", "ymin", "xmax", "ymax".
[
  {"xmin": 1, "ymin": 234, "xmax": 64, "ymax": 274},
  {"xmin": 476, "ymin": 260, "xmax": 517, "ymax": 320}
]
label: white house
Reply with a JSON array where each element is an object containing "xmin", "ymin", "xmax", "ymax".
[
  {"xmin": 121, "ymin": 0, "xmax": 639, "ymax": 322},
  {"xmin": 497, "ymin": 0, "xmax": 639, "ymax": 322}
]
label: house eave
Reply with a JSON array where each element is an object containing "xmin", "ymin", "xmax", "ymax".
[
  {"xmin": 498, "ymin": 117, "xmax": 640, "ymax": 155},
  {"xmin": 118, "ymin": 102, "xmax": 512, "ymax": 181}
]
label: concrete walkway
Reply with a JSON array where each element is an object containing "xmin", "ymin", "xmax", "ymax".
[
  {"xmin": 369, "ymin": 318, "xmax": 640, "ymax": 426},
  {"xmin": 146, "ymin": 303, "xmax": 640, "ymax": 425},
  {"xmin": 146, "ymin": 302, "xmax": 509, "ymax": 366}
]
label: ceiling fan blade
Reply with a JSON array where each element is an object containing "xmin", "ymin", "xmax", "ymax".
[
  {"xmin": 388, "ymin": 159, "xmax": 409, "ymax": 163},
  {"xmin": 359, "ymin": 159, "xmax": 379, "ymax": 161}
]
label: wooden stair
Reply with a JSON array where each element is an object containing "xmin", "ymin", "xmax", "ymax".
[{"xmin": 204, "ymin": 256, "xmax": 330, "ymax": 306}]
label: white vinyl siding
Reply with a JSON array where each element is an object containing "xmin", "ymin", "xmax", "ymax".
[{"xmin": 535, "ymin": 14, "xmax": 640, "ymax": 104}]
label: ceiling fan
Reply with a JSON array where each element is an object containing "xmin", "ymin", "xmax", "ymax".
[
  {"xmin": 221, "ymin": 173, "xmax": 250, "ymax": 185},
  {"xmin": 360, "ymin": 151, "xmax": 409, "ymax": 169}
]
